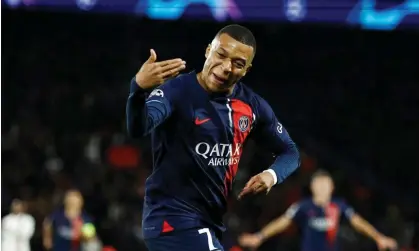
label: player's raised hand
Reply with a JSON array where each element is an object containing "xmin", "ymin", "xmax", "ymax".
[
  {"xmin": 376, "ymin": 235, "xmax": 398, "ymax": 251},
  {"xmin": 238, "ymin": 171, "xmax": 275, "ymax": 200},
  {"xmin": 135, "ymin": 49, "xmax": 186, "ymax": 89},
  {"xmin": 238, "ymin": 233, "xmax": 263, "ymax": 250}
]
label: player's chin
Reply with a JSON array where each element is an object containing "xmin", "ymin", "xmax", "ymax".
[{"xmin": 207, "ymin": 81, "xmax": 225, "ymax": 92}]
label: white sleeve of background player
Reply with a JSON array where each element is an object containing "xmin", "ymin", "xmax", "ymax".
[
  {"xmin": 284, "ymin": 203, "xmax": 301, "ymax": 219},
  {"xmin": 20, "ymin": 215, "xmax": 35, "ymax": 239}
]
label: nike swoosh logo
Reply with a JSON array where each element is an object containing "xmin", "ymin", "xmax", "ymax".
[{"xmin": 195, "ymin": 117, "xmax": 210, "ymax": 125}]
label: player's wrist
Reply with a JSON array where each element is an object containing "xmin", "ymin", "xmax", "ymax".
[
  {"xmin": 373, "ymin": 232, "xmax": 384, "ymax": 242},
  {"xmin": 130, "ymin": 78, "xmax": 142, "ymax": 92},
  {"xmin": 130, "ymin": 77, "xmax": 149, "ymax": 94},
  {"xmin": 263, "ymin": 169, "xmax": 278, "ymax": 185},
  {"xmin": 256, "ymin": 231, "xmax": 267, "ymax": 242},
  {"xmin": 133, "ymin": 77, "xmax": 147, "ymax": 89}
]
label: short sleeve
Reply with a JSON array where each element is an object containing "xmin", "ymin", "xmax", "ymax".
[
  {"xmin": 339, "ymin": 200, "xmax": 355, "ymax": 220},
  {"xmin": 285, "ymin": 202, "xmax": 304, "ymax": 221}
]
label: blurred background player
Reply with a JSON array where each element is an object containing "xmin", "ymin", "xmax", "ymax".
[
  {"xmin": 2, "ymin": 199, "xmax": 35, "ymax": 251},
  {"xmin": 43, "ymin": 189, "xmax": 97, "ymax": 251},
  {"xmin": 239, "ymin": 170, "xmax": 398, "ymax": 251}
]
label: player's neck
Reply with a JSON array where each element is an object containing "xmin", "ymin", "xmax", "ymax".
[
  {"xmin": 312, "ymin": 196, "xmax": 330, "ymax": 207},
  {"xmin": 65, "ymin": 208, "xmax": 81, "ymax": 219}
]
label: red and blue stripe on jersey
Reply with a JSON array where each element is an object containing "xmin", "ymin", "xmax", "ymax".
[
  {"xmin": 48, "ymin": 210, "xmax": 92, "ymax": 251},
  {"xmin": 224, "ymin": 99, "xmax": 253, "ymax": 197},
  {"xmin": 287, "ymin": 198, "xmax": 355, "ymax": 251},
  {"xmin": 126, "ymin": 72, "xmax": 299, "ymax": 239}
]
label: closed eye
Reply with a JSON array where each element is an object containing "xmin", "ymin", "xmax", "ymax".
[
  {"xmin": 217, "ymin": 52, "xmax": 226, "ymax": 59},
  {"xmin": 234, "ymin": 62, "xmax": 245, "ymax": 68}
]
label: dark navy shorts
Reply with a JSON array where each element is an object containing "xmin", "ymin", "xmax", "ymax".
[{"xmin": 144, "ymin": 227, "xmax": 224, "ymax": 251}]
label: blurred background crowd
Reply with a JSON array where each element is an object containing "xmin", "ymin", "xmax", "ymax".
[{"xmin": 2, "ymin": 3, "xmax": 419, "ymax": 251}]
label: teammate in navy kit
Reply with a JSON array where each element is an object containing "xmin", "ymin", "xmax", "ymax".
[
  {"xmin": 238, "ymin": 170, "xmax": 398, "ymax": 251},
  {"xmin": 43, "ymin": 190, "xmax": 95, "ymax": 251},
  {"xmin": 126, "ymin": 24, "xmax": 300, "ymax": 251}
]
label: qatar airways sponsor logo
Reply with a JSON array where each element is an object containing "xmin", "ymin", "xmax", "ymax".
[
  {"xmin": 58, "ymin": 226, "xmax": 76, "ymax": 239},
  {"xmin": 309, "ymin": 217, "xmax": 337, "ymax": 231},
  {"xmin": 195, "ymin": 142, "xmax": 242, "ymax": 166}
]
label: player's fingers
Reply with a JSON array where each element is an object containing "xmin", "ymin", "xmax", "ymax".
[
  {"xmin": 237, "ymin": 188, "xmax": 250, "ymax": 199},
  {"xmin": 163, "ymin": 72, "xmax": 180, "ymax": 81},
  {"xmin": 160, "ymin": 59, "xmax": 185, "ymax": 71},
  {"xmin": 160, "ymin": 64, "xmax": 186, "ymax": 78},
  {"xmin": 244, "ymin": 182, "xmax": 263, "ymax": 195},
  {"xmin": 239, "ymin": 176, "xmax": 263, "ymax": 199},
  {"xmin": 155, "ymin": 58, "xmax": 183, "ymax": 68},
  {"xmin": 253, "ymin": 182, "xmax": 267, "ymax": 194},
  {"xmin": 145, "ymin": 49, "xmax": 157, "ymax": 63},
  {"xmin": 237, "ymin": 187, "xmax": 254, "ymax": 200},
  {"xmin": 244, "ymin": 176, "xmax": 259, "ymax": 189},
  {"xmin": 171, "ymin": 72, "xmax": 180, "ymax": 77}
]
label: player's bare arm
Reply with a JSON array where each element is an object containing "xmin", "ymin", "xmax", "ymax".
[
  {"xmin": 238, "ymin": 214, "xmax": 293, "ymax": 249},
  {"xmin": 42, "ymin": 218, "xmax": 53, "ymax": 250},
  {"xmin": 349, "ymin": 213, "xmax": 398, "ymax": 250},
  {"xmin": 135, "ymin": 49, "xmax": 186, "ymax": 88}
]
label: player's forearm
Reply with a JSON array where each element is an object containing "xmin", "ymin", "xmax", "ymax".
[
  {"xmin": 269, "ymin": 143, "xmax": 300, "ymax": 184},
  {"xmin": 127, "ymin": 97, "xmax": 146, "ymax": 137},
  {"xmin": 42, "ymin": 231, "xmax": 52, "ymax": 249},
  {"xmin": 351, "ymin": 215, "xmax": 381, "ymax": 241},
  {"xmin": 126, "ymin": 79, "xmax": 168, "ymax": 137},
  {"xmin": 258, "ymin": 216, "xmax": 292, "ymax": 241}
]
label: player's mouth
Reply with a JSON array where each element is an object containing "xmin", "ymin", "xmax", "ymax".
[{"xmin": 212, "ymin": 73, "xmax": 227, "ymax": 85}]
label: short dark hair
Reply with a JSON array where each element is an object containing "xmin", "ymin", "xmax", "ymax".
[
  {"xmin": 311, "ymin": 169, "xmax": 332, "ymax": 181},
  {"xmin": 216, "ymin": 24, "xmax": 256, "ymax": 55}
]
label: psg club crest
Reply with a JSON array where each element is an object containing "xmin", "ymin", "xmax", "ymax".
[{"xmin": 238, "ymin": 116, "xmax": 250, "ymax": 132}]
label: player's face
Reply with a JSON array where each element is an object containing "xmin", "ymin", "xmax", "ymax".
[
  {"xmin": 64, "ymin": 191, "xmax": 83, "ymax": 209},
  {"xmin": 311, "ymin": 176, "xmax": 334, "ymax": 199},
  {"xmin": 11, "ymin": 201, "xmax": 24, "ymax": 214},
  {"xmin": 202, "ymin": 33, "xmax": 254, "ymax": 92}
]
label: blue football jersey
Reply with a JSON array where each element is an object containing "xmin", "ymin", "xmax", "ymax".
[
  {"xmin": 48, "ymin": 210, "xmax": 93, "ymax": 251},
  {"xmin": 126, "ymin": 72, "xmax": 300, "ymax": 239},
  {"xmin": 285, "ymin": 198, "xmax": 355, "ymax": 251}
]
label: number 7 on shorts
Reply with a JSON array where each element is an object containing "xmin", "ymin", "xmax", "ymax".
[{"xmin": 198, "ymin": 228, "xmax": 218, "ymax": 251}]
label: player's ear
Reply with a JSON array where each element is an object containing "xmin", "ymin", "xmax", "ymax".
[
  {"xmin": 205, "ymin": 44, "xmax": 211, "ymax": 58},
  {"xmin": 243, "ymin": 64, "xmax": 252, "ymax": 76}
]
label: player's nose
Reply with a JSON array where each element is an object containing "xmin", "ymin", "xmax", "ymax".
[{"xmin": 221, "ymin": 60, "xmax": 232, "ymax": 73}]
